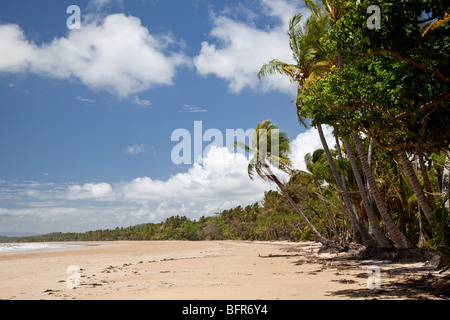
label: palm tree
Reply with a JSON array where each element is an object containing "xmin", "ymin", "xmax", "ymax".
[
  {"xmin": 258, "ymin": 13, "xmax": 331, "ymax": 127},
  {"xmin": 258, "ymin": 9, "xmax": 373, "ymax": 247},
  {"xmin": 303, "ymin": 2, "xmax": 418, "ymax": 250},
  {"xmin": 304, "ymin": 149, "xmax": 339, "ymax": 239},
  {"xmin": 352, "ymin": 135, "xmax": 416, "ymax": 250},
  {"xmin": 304, "ymin": 0, "xmax": 348, "ymax": 68},
  {"xmin": 304, "ymin": 0, "xmax": 348, "ymax": 24},
  {"xmin": 300, "ymin": 2, "xmax": 379, "ymax": 246},
  {"xmin": 235, "ymin": 120, "xmax": 334, "ymax": 246},
  {"xmin": 341, "ymin": 138, "xmax": 393, "ymax": 249},
  {"xmin": 303, "ymin": 1, "xmax": 428, "ymax": 251},
  {"xmin": 422, "ymin": 12, "xmax": 450, "ymax": 36},
  {"xmin": 443, "ymin": 152, "xmax": 450, "ymax": 211},
  {"xmin": 317, "ymin": 126, "xmax": 376, "ymax": 247},
  {"xmin": 398, "ymin": 150, "xmax": 437, "ymax": 224}
]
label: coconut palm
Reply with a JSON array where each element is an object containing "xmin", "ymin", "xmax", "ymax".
[
  {"xmin": 398, "ymin": 150, "xmax": 437, "ymax": 224},
  {"xmin": 300, "ymin": 2, "xmax": 408, "ymax": 250},
  {"xmin": 235, "ymin": 120, "xmax": 334, "ymax": 246},
  {"xmin": 258, "ymin": 13, "xmax": 331, "ymax": 127},
  {"xmin": 258, "ymin": 13, "xmax": 331, "ymax": 92},
  {"xmin": 304, "ymin": 0, "xmax": 348, "ymax": 68},
  {"xmin": 317, "ymin": 126, "xmax": 376, "ymax": 247},
  {"xmin": 303, "ymin": 1, "xmax": 420, "ymax": 250},
  {"xmin": 352, "ymin": 135, "xmax": 416, "ymax": 250},
  {"xmin": 304, "ymin": 149, "xmax": 340, "ymax": 239},
  {"xmin": 258, "ymin": 10, "xmax": 374, "ymax": 247},
  {"xmin": 422, "ymin": 12, "xmax": 450, "ymax": 36},
  {"xmin": 304, "ymin": 0, "xmax": 348, "ymax": 24},
  {"xmin": 341, "ymin": 138, "xmax": 393, "ymax": 249}
]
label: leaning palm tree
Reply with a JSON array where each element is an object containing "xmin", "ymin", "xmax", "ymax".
[
  {"xmin": 258, "ymin": 10, "xmax": 374, "ymax": 247},
  {"xmin": 258, "ymin": 14, "xmax": 329, "ymax": 85},
  {"xmin": 304, "ymin": 0, "xmax": 348, "ymax": 68},
  {"xmin": 258, "ymin": 13, "xmax": 331, "ymax": 127},
  {"xmin": 304, "ymin": 0, "xmax": 348, "ymax": 24},
  {"xmin": 350, "ymin": 136, "xmax": 415, "ymax": 250},
  {"xmin": 303, "ymin": 1, "xmax": 419, "ymax": 250},
  {"xmin": 304, "ymin": 149, "xmax": 339, "ymax": 240},
  {"xmin": 235, "ymin": 120, "xmax": 335, "ymax": 247},
  {"xmin": 422, "ymin": 12, "xmax": 450, "ymax": 36}
]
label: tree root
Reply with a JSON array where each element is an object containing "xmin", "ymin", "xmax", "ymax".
[
  {"xmin": 317, "ymin": 242, "xmax": 441, "ymax": 267},
  {"xmin": 356, "ymin": 246, "xmax": 398, "ymax": 260},
  {"xmin": 317, "ymin": 242, "xmax": 347, "ymax": 254},
  {"xmin": 391, "ymin": 248, "xmax": 436, "ymax": 264}
]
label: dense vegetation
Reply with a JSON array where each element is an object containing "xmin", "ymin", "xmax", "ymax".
[
  {"xmin": 17, "ymin": 186, "xmax": 330, "ymax": 243},
  {"xmin": 17, "ymin": 0, "xmax": 450, "ymax": 266}
]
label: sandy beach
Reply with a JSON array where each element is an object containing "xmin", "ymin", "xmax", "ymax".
[{"xmin": 0, "ymin": 241, "xmax": 448, "ymax": 300}]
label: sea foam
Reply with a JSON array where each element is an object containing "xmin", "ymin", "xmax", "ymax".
[{"xmin": 0, "ymin": 243, "xmax": 84, "ymax": 254}]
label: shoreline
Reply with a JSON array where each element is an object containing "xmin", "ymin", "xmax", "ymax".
[
  {"xmin": 0, "ymin": 240, "xmax": 448, "ymax": 300},
  {"xmin": 0, "ymin": 242, "xmax": 92, "ymax": 255}
]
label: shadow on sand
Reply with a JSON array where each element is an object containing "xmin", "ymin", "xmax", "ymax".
[{"xmin": 327, "ymin": 265, "xmax": 450, "ymax": 300}]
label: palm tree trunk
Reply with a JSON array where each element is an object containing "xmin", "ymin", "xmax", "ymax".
[
  {"xmin": 263, "ymin": 163, "xmax": 332, "ymax": 246},
  {"xmin": 317, "ymin": 182, "xmax": 338, "ymax": 239},
  {"xmin": 417, "ymin": 151, "xmax": 437, "ymax": 211},
  {"xmin": 334, "ymin": 136, "xmax": 360, "ymax": 243},
  {"xmin": 398, "ymin": 150, "xmax": 435, "ymax": 223},
  {"xmin": 353, "ymin": 134, "xmax": 415, "ymax": 250},
  {"xmin": 317, "ymin": 124, "xmax": 374, "ymax": 246},
  {"xmin": 443, "ymin": 152, "xmax": 450, "ymax": 211},
  {"xmin": 366, "ymin": 138, "xmax": 374, "ymax": 198},
  {"xmin": 335, "ymin": 136, "xmax": 347, "ymax": 190},
  {"xmin": 342, "ymin": 138, "xmax": 392, "ymax": 249}
]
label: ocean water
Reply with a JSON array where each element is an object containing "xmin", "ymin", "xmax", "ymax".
[{"xmin": 0, "ymin": 243, "xmax": 85, "ymax": 254}]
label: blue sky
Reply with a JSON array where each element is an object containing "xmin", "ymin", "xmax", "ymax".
[{"xmin": 0, "ymin": 0, "xmax": 336, "ymax": 235}]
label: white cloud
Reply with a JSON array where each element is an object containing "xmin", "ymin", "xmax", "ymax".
[
  {"xmin": 0, "ymin": 14, "xmax": 189, "ymax": 97},
  {"xmin": 119, "ymin": 146, "xmax": 274, "ymax": 221},
  {"xmin": 291, "ymin": 125, "xmax": 336, "ymax": 172},
  {"xmin": 0, "ymin": 127, "xmax": 335, "ymax": 234},
  {"xmin": 66, "ymin": 182, "xmax": 113, "ymax": 200},
  {"xmin": 88, "ymin": 0, "xmax": 121, "ymax": 10},
  {"xmin": 261, "ymin": 0, "xmax": 309, "ymax": 26},
  {"xmin": 181, "ymin": 104, "xmax": 207, "ymax": 113},
  {"xmin": 121, "ymin": 146, "xmax": 270, "ymax": 203},
  {"xmin": 76, "ymin": 96, "xmax": 96, "ymax": 103},
  {"xmin": 125, "ymin": 143, "xmax": 146, "ymax": 155},
  {"xmin": 0, "ymin": 24, "xmax": 37, "ymax": 73},
  {"xmin": 194, "ymin": 0, "xmax": 306, "ymax": 94},
  {"xmin": 133, "ymin": 96, "xmax": 152, "ymax": 107}
]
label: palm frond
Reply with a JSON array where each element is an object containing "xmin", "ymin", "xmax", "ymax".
[
  {"xmin": 258, "ymin": 60, "xmax": 299, "ymax": 81},
  {"xmin": 422, "ymin": 13, "xmax": 450, "ymax": 36},
  {"xmin": 253, "ymin": 157, "xmax": 268, "ymax": 182},
  {"xmin": 238, "ymin": 120, "xmax": 293, "ymax": 181},
  {"xmin": 247, "ymin": 158, "xmax": 257, "ymax": 181},
  {"xmin": 304, "ymin": 0, "xmax": 329, "ymax": 18},
  {"xmin": 288, "ymin": 13, "xmax": 305, "ymax": 63},
  {"xmin": 267, "ymin": 154, "xmax": 293, "ymax": 175},
  {"xmin": 234, "ymin": 140, "xmax": 252, "ymax": 154},
  {"xmin": 304, "ymin": 0, "xmax": 347, "ymax": 24}
]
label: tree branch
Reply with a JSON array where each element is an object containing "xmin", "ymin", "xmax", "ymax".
[
  {"xmin": 387, "ymin": 50, "xmax": 450, "ymax": 83},
  {"xmin": 366, "ymin": 129, "xmax": 450, "ymax": 151},
  {"xmin": 418, "ymin": 91, "xmax": 450, "ymax": 112}
]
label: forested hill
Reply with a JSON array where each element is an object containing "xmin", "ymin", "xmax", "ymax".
[
  {"xmin": 17, "ymin": 200, "xmax": 311, "ymax": 243},
  {"xmin": 0, "ymin": 236, "xmax": 19, "ymax": 243}
]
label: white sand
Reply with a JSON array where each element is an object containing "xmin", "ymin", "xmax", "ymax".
[{"xmin": 0, "ymin": 241, "xmax": 446, "ymax": 300}]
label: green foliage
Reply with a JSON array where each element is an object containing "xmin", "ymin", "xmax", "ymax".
[
  {"xmin": 428, "ymin": 200, "xmax": 450, "ymax": 267},
  {"xmin": 235, "ymin": 120, "xmax": 292, "ymax": 182},
  {"xmin": 14, "ymin": 3, "xmax": 449, "ymax": 261},
  {"xmin": 297, "ymin": 0, "xmax": 449, "ymax": 152},
  {"xmin": 17, "ymin": 165, "xmax": 354, "ymax": 244}
]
